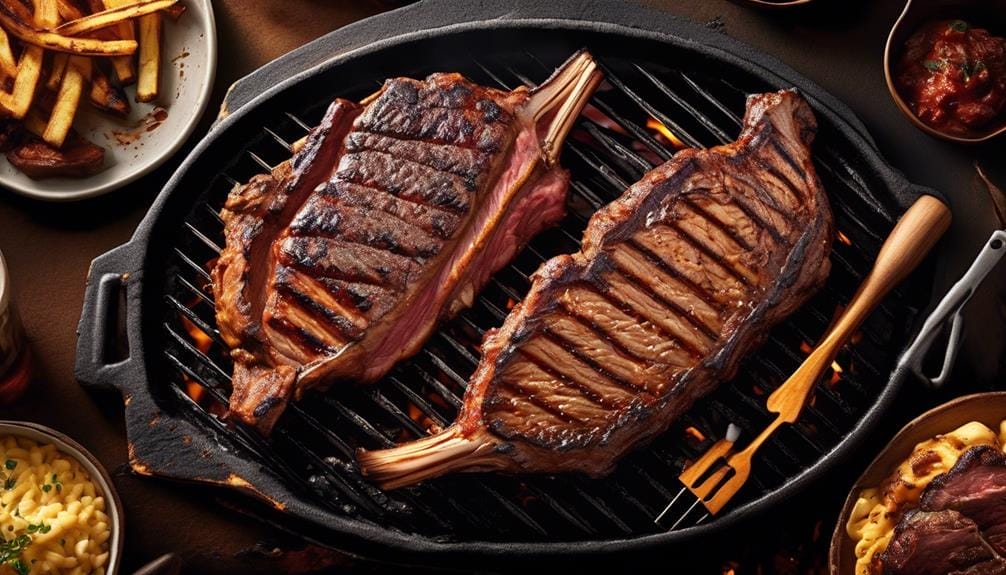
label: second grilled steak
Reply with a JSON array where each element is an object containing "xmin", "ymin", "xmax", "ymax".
[
  {"xmin": 213, "ymin": 52, "xmax": 602, "ymax": 434},
  {"xmin": 358, "ymin": 89, "xmax": 834, "ymax": 488}
]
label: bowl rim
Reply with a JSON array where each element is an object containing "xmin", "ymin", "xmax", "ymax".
[
  {"xmin": 1, "ymin": 0, "xmax": 218, "ymax": 202},
  {"xmin": 0, "ymin": 420, "xmax": 125, "ymax": 575},
  {"xmin": 883, "ymin": 0, "xmax": 1006, "ymax": 144},
  {"xmin": 828, "ymin": 391, "xmax": 1006, "ymax": 574}
]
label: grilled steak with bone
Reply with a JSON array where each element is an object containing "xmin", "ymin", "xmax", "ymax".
[
  {"xmin": 212, "ymin": 52, "xmax": 602, "ymax": 434},
  {"xmin": 358, "ymin": 90, "xmax": 833, "ymax": 489}
]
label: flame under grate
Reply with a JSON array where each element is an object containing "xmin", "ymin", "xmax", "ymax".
[{"xmin": 157, "ymin": 49, "xmax": 914, "ymax": 543}]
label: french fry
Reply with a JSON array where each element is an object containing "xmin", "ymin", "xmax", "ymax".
[
  {"xmin": 55, "ymin": 0, "xmax": 83, "ymax": 22},
  {"xmin": 44, "ymin": 55, "xmax": 90, "ymax": 148},
  {"xmin": 0, "ymin": 28, "xmax": 17, "ymax": 78},
  {"xmin": 0, "ymin": 5, "xmax": 137, "ymax": 55},
  {"xmin": 89, "ymin": 63, "xmax": 129, "ymax": 116},
  {"xmin": 46, "ymin": 52, "xmax": 68, "ymax": 90},
  {"xmin": 23, "ymin": 109, "xmax": 48, "ymax": 138},
  {"xmin": 0, "ymin": 0, "xmax": 59, "ymax": 118},
  {"xmin": 135, "ymin": 11, "xmax": 158, "ymax": 102},
  {"xmin": 54, "ymin": 0, "xmax": 176, "ymax": 37},
  {"xmin": 100, "ymin": 0, "xmax": 137, "ymax": 85}
]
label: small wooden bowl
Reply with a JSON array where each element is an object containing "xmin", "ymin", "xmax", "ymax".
[
  {"xmin": 884, "ymin": 0, "xmax": 1006, "ymax": 143},
  {"xmin": 828, "ymin": 392, "xmax": 1006, "ymax": 574}
]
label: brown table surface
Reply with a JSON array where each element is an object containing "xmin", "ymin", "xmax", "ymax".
[{"xmin": 2, "ymin": 0, "xmax": 1006, "ymax": 573}]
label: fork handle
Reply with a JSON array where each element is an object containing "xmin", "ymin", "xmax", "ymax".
[{"xmin": 766, "ymin": 195, "xmax": 951, "ymax": 418}]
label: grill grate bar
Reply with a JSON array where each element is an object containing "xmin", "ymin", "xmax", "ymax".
[
  {"xmin": 154, "ymin": 50, "xmax": 916, "ymax": 544},
  {"xmin": 580, "ymin": 121, "xmax": 653, "ymax": 175},
  {"xmin": 679, "ymin": 72, "xmax": 743, "ymax": 129},
  {"xmin": 165, "ymin": 294, "xmax": 226, "ymax": 346},
  {"xmin": 163, "ymin": 322, "xmax": 231, "ymax": 382},
  {"xmin": 174, "ymin": 273, "xmax": 214, "ymax": 306},
  {"xmin": 566, "ymin": 141, "xmax": 632, "ymax": 191},
  {"xmin": 594, "ymin": 61, "xmax": 703, "ymax": 149},
  {"xmin": 173, "ymin": 248, "xmax": 212, "ymax": 282},
  {"xmin": 420, "ymin": 349, "xmax": 469, "ymax": 392},
  {"xmin": 409, "ymin": 362, "xmax": 464, "ymax": 410},
  {"xmin": 183, "ymin": 221, "xmax": 222, "ymax": 254},
  {"xmin": 284, "ymin": 111, "xmax": 311, "ymax": 131},
  {"xmin": 586, "ymin": 95, "xmax": 674, "ymax": 161},
  {"xmin": 633, "ymin": 64, "xmax": 732, "ymax": 144},
  {"xmin": 262, "ymin": 126, "xmax": 294, "ymax": 152}
]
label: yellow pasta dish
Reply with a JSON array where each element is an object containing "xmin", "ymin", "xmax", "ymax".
[{"xmin": 0, "ymin": 436, "xmax": 111, "ymax": 575}]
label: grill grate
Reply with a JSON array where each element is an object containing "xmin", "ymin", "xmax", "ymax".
[{"xmin": 157, "ymin": 48, "xmax": 914, "ymax": 543}]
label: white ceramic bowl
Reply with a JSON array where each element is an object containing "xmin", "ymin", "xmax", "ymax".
[
  {"xmin": 0, "ymin": 0, "xmax": 217, "ymax": 202},
  {"xmin": 0, "ymin": 421, "xmax": 124, "ymax": 575}
]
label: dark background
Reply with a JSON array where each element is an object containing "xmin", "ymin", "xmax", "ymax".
[{"xmin": 2, "ymin": 0, "xmax": 1005, "ymax": 573}]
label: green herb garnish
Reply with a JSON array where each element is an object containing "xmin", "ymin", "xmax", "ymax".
[
  {"xmin": 4, "ymin": 461, "xmax": 15, "ymax": 471},
  {"xmin": 40, "ymin": 484, "xmax": 50, "ymax": 493},
  {"xmin": 923, "ymin": 59, "xmax": 946, "ymax": 72},
  {"xmin": 949, "ymin": 20, "xmax": 969, "ymax": 32},
  {"xmin": 25, "ymin": 523, "xmax": 49, "ymax": 535},
  {"xmin": 0, "ymin": 534, "xmax": 31, "ymax": 574}
]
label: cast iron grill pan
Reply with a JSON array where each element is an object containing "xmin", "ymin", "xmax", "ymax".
[{"xmin": 75, "ymin": 2, "xmax": 944, "ymax": 561}]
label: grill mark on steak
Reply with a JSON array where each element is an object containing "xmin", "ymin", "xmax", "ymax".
[
  {"xmin": 555, "ymin": 290, "xmax": 660, "ymax": 367},
  {"xmin": 292, "ymin": 195, "xmax": 441, "ymax": 257},
  {"xmin": 325, "ymin": 181, "xmax": 461, "ymax": 240},
  {"xmin": 721, "ymin": 192, "xmax": 789, "ymax": 247},
  {"xmin": 681, "ymin": 196, "xmax": 755, "ymax": 252},
  {"xmin": 591, "ymin": 275, "xmax": 708, "ymax": 358},
  {"xmin": 278, "ymin": 236, "xmax": 418, "ymax": 288},
  {"xmin": 515, "ymin": 335, "xmax": 646, "ymax": 397},
  {"xmin": 345, "ymin": 131, "xmax": 492, "ymax": 181},
  {"xmin": 630, "ymin": 229, "xmax": 748, "ymax": 301},
  {"xmin": 655, "ymin": 221, "xmax": 756, "ymax": 287},
  {"xmin": 356, "ymin": 76, "xmax": 514, "ymax": 153},
  {"xmin": 292, "ymin": 197, "xmax": 441, "ymax": 259},
  {"xmin": 357, "ymin": 90, "xmax": 834, "ymax": 488},
  {"xmin": 272, "ymin": 268, "xmax": 367, "ymax": 338},
  {"xmin": 511, "ymin": 343, "xmax": 627, "ymax": 406},
  {"xmin": 336, "ymin": 149, "xmax": 473, "ymax": 212},
  {"xmin": 608, "ymin": 251, "xmax": 722, "ymax": 341},
  {"xmin": 538, "ymin": 323, "xmax": 650, "ymax": 397},
  {"xmin": 620, "ymin": 240, "xmax": 724, "ymax": 310},
  {"xmin": 495, "ymin": 377, "xmax": 590, "ymax": 425}
]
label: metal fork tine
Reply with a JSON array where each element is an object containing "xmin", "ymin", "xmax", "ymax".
[
  {"xmin": 668, "ymin": 496, "xmax": 704, "ymax": 531},
  {"xmin": 654, "ymin": 485, "xmax": 689, "ymax": 526}
]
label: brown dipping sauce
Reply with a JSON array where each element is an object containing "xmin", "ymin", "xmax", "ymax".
[{"xmin": 896, "ymin": 19, "xmax": 1006, "ymax": 136}]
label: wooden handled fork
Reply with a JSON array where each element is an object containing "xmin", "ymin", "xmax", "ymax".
[{"xmin": 670, "ymin": 195, "xmax": 951, "ymax": 520}]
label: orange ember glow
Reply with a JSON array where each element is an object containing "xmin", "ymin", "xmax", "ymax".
[
  {"xmin": 179, "ymin": 314, "xmax": 213, "ymax": 403},
  {"xmin": 799, "ymin": 341, "xmax": 813, "ymax": 355},
  {"xmin": 506, "ymin": 298, "xmax": 518, "ymax": 311},
  {"xmin": 829, "ymin": 360, "xmax": 844, "ymax": 386},
  {"xmin": 837, "ymin": 230, "xmax": 852, "ymax": 246},
  {"xmin": 646, "ymin": 117, "xmax": 687, "ymax": 149},
  {"xmin": 684, "ymin": 426, "xmax": 706, "ymax": 442}
]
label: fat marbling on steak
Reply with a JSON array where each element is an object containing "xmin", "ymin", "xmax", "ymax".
[
  {"xmin": 358, "ymin": 90, "xmax": 834, "ymax": 489},
  {"xmin": 212, "ymin": 52, "xmax": 602, "ymax": 434}
]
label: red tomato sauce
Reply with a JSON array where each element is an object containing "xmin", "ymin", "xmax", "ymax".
[{"xmin": 896, "ymin": 19, "xmax": 1006, "ymax": 136}]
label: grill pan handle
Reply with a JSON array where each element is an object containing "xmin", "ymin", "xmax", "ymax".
[
  {"xmin": 898, "ymin": 230, "xmax": 1006, "ymax": 388},
  {"xmin": 74, "ymin": 243, "xmax": 145, "ymax": 394}
]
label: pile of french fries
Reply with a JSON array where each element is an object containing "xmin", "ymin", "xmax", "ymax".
[{"xmin": 0, "ymin": 0, "xmax": 183, "ymax": 152}]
